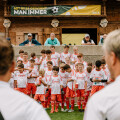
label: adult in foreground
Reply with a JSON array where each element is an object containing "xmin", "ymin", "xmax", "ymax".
[
  {"xmin": 19, "ymin": 33, "xmax": 41, "ymax": 46},
  {"xmin": 81, "ymin": 34, "xmax": 95, "ymax": 45},
  {"xmin": 44, "ymin": 33, "xmax": 60, "ymax": 46},
  {"xmin": 0, "ymin": 39, "xmax": 50, "ymax": 120},
  {"xmin": 84, "ymin": 29, "xmax": 120, "ymax": 120}
]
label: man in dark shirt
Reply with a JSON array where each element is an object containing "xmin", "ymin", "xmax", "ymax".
[
  {"xmin": 19, "ymin": 33, "xmax": 41, "ymax": 46},
  {"xmin": 81, "ymin": 34, "xmax": 95, "ymax": 45}
]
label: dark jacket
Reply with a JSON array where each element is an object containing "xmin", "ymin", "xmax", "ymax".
[{"xmin": 19, "ymin": 39, "xmax": 41, "ymax": 46}]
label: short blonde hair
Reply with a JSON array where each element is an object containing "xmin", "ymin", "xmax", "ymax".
[
  {"xmin": 73, "ymin": 46, "xmax": 78, "ymax": 50},
  {"xmin": 103, "ymin": 29, "xmax": 120, "ymax": 60}
]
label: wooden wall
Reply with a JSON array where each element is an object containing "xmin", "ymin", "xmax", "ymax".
[{"xmin": 0, "ymin": 0, "xmax": 120, "ymax": 45}]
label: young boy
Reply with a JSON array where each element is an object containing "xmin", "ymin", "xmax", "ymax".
[
  {"xmin": 59, "ymin": 63, "xmax": 67, "ymax": 111},
  {"xmin": 48, "ymin": 66, "xmax": 63, "ymax": 113},
  {"xmin": 60, "ymin": 45, "xmax": 71, "ymax": 63},
  {"xmin": 27, "ymin": 59, "xmax": 39, "ymax": 98},
  {"xmin": 23, "ymin": 52, "xmax": 30, "ymax": 69},
  {"xmin": 64, "ymin": 64, "xmax": 75, "ymax": 112},
  {"xmin": 30, "ymin": 52, "xmax": 39, "ymax": 70},
  {"xmin": 76, "ymin": 53, "xmax": 87, "ymax": 71},
  {"xmin": 34, "ymin": 70, "xmax": 47, "ymax": 108},
  {"xmin": 45, "ymin": 61, "xmax": 53, "ymax": 108},
  {"xmin": 71, "ymin": 46, "xmax": 78, "ymax": 64},
  {"xmin": 14, "ymin": 63, "xmax": 30, "ymax": 94},
  {"xmin": 75, "ymin": 63, "xmax": 87, "ymax": 112},
  {"xmin": 50, "ymin": 45, "xmax": 60, "ymax": 66},
  {"xmin": 90, "ymin": 60, "xmax": 107, "ymax": 96},
  {"xmin": 39, "ymin": 49, "xmax": 46, "ymax": 66},
  {"xmin": 17, "ymin": 49, "xmax": 24, "ymax": 61},
  {"xmin": 40, "ymin": 50, "xmax": 56, "ymax": 70},
  {"xmin": 84, "ymin": 66, "xmax": 92, "ymax": 107}
]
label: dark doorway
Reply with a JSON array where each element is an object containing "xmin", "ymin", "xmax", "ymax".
[{"xmin": 62, "ymin": 28, "xmax": 97, "ymax": 45}]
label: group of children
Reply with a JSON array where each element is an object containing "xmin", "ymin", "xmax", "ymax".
[{"xmin": 9, "ymin": 45, "xmax": 112, "ymax": 113}]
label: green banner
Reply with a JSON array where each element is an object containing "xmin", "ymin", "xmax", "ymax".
[{"xmin": 11, "ymin": 5, "xmax": 101, "ymax": 16}]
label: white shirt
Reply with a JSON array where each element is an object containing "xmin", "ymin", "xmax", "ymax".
[
  {"xmin": 30, "ymin": 57, "xmax": 39, "ymax": 70},
  {"xmin": 17, "ymin": 57, "xmax": 23, "ymax": 61},
  {"xmin": 84, "ymin": 75, "xmax": 120, "ymax": 120},
  {"xmin": 40, "ymin": 59, "xmax": 56, "ymax": 70},
  {"xmin": 23, "ymin": 61, "xmax": 30, "ymax": 69},
  {"xmin": 28, "ymin": 67, "xmax": 39, "ymax": 83},
  {"xmin": 35, "ymin": 76, "xmax": 47, "ymax": 95},
  {"xmin": 90, "ymin": 69, "xmax": 106, "ymax": 86},
  {"xmin": 75, "ymin": 72, "xmax": 86, "ymax": 89},
  {"xmin": 60, "ymin": 52, "xmax": 71, "ymax": 62},
  {"xmin": 0, "ymin": 81, "xmax": 50, "ymax": 120},
  {"xmin": 14, "ymin": 71, "xmax": 29, "ymax": 88},
  {"xmin": 85, "ymin": 71, "xmax": 92, "ymax": 91},
  {"xmin": 48, "ymin": 75, "xmax": 63, "ymax": 94},
  {"xmin": 45, "ymin": 69, "xmax": 53, "ymax": 84},
  {"xmin": 51, "ymin": 52, "xmax": 60, "ymax": 66},
  {"xmin": 71, "ymin": 53, "xmax": 78, "ymax": 63},
  {"xmin": 82, "ymin": 39, "xmax": 95, "ymax": 44},
  {"xmin": 66, "ymin": 70, "xmax": 75, "ymax": 90},
  {"xmin": 59, "ymin": 70, "xmax": 67, "ymax": 88}
]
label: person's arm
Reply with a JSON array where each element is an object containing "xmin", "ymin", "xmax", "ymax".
[
  {"xmin": 41, "ymin": 80, "xmax": 47, "ymax": 86},
  {"xmin": 55, "ymin": 38, "xmax": 60, "ymax": 46},
  {"xmin": 19, "ymin": 40, "xmax": 28, "ymax": 46},
  {"xmin": 85, "ymin": 81, "xmax": 87, "ymax": 92},
  {"xmin": 81, "ymin": 40, "xmax": 87, "ymax": 45},
  {"xmin": 91, "ymin": 40, "xmax": 95, "ymax": 45},
  {"xmin": 14, "ymin": 80, "xmax": 17, "ymax": 88},
  {"xmin": 44, "ymin": 38, "xmax": 51, "ymax": 46},
  {"xmin": 34, "ymin": 40, "xmax": 41, "ymax": 46}
]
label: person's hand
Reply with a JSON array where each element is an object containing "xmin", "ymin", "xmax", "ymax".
[{"xmin": 87, "ymin": 42, "xmax": 91, "ymax": 45}]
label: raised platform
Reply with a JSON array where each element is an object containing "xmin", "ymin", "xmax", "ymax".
[{"xmin": 13, "ymin": 45, "xmax": 104, "ymax": 64}]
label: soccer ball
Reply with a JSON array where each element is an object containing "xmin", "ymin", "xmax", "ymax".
[{"xmin": 52, "ymin": 7, "xmax": 59, "ymax": 14}]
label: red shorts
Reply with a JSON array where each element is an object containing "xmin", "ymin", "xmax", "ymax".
[
  {"xmin": 66, "ymin": 87, "xmax": 75, "ymax": 98},
  {"xmin": 86, "ymin": 90, "xmax": 91, "ymax": 97},
  {"xmin": 34, "ymin": 94, "xmax": 45, "ymax": 102},
  {"xmin": 27, "ymin": 83, "xmax": 36, "ymax": 95},
  {"xmin": 90, "ymin": 86, "xmax": 104, "ymax": 96},
  {"xmin": 76, "ymin": 89, "xmax": 85, "ymax": 97},
  {"xmin": 63, "ymin": 87, "xmax": 67, "ymax": 95},
  {"xmin": 15, "ymin": 88, "xmax": 27, "ymax": 94},
  {"xmin": 45, "ymin": 88, "xmax": 51, "ymax": 98},
  {"xmin": 51, "ymin": 94, "xmax": 61, "ymax": 102}
]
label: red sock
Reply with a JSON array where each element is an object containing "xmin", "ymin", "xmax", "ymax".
[
  {"xmin": 71, "ymin": 99, "xmax": 74, "ymax": 110},
  {"xmin": 44, "ymin": 100, "xmax": 47, "ymax": 108},
  {"xmin": 55, "ymin": 101, "xmax": 59, "ymax": 111},
  {"xmin": 82, "ymin": 100, "xmax": 85, "ymax": 110},
  {"xmin": 77, "ymin": 100, "xmax": 81, "ymax": 109},
  {"xmin": 51, "ymin": 101, "xmax": 55, "ymax": 111},
  {"xmin": 66, "ymin": 99, "xmax": 69, "ymax": 109}
]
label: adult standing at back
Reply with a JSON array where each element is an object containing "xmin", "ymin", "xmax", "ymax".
[
  {"xmin": 84, "ymin": 29, "xmax": 120, "ymax": 120},
  {"xmin": 44, "ymin": 33, "xmax": 60, "ymax": 46},
  {"xmin": 81, "ymin": 34, "xmax": 95, "ymax": 45},
  {"xmin": 0, "ymin": 38, "xmax": 50, "ymax": 120}
]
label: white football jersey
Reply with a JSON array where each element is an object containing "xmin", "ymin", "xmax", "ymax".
[
  {"xmin": 85, "ymin": 71, "xmax": 92, "ymax": 91},
  {"xmin": 75, "ymin": 72, "xmax": 86, "ymax": 89},
  {"xmin": 17, "ymin": 57, "xmax": 23, "ymax": 61},
  {"xmin": 90, "ymin": 68, "xmax": 107, "ymax": 86},
  {"xmin": 23, "ymin": 61, "xmax": 30, "ymax": 69},
  {"xmin": 45, "ymin": 69, "xmax": 53, "ymax": 84},
  {"xmin": 48, "ymin": 75, "xmax": 63, "ymax": 94},
  {"xmin": 40, "ymin": 59, "xmax": 56, "ymax": 70},
  {"xmin": 66, "ymin": 70, "xmax": 75, "ymax": 90},
  {"xmin": 27, "ymin": 67, "xmax": 39, "ymax": 83},
  {"xmin": 14, "ymin": 71, "xmax": 29, "ymax": 88},
  {"xmin": 51, "ymin": 52, "xmax": 60, "ymax": 66},
  {"xmin": 59, "ymin": 70, "xmax": 67, "ymax": 88},
  {"xmin": 35, "ymin": 76, "xmax": 47, "ymax": 95},
  {"xmin": 60, "ymin": 52, "xmax": 71, "ymax": 62},
  {"xmin": 71, "ymin": 53, "xmax": 78, "ymax": 63}
]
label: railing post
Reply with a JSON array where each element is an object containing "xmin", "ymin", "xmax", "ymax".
[{"xmin": 3, "ymin": 0, "xmax": 8, "ymax": 17}]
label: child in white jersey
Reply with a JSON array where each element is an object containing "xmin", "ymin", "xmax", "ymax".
[
  {"xmin": 48, "ymin": 66, "xmax": 63, "ymax": 113},
  {"xmin": 34, "ymin": 70, "xmax": 47, "ymax": 108},
  {"xmin": 75, "ymin": 63, "xmax": 87, "ymax": 111},
  {"xmin": 27, "ymin": 59, "xmax": 39, "ymax": 98}
]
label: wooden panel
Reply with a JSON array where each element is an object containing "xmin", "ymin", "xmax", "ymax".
[{"xmin": 9, "ymin": 32, "xmax": 16, "ymax": 45}]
